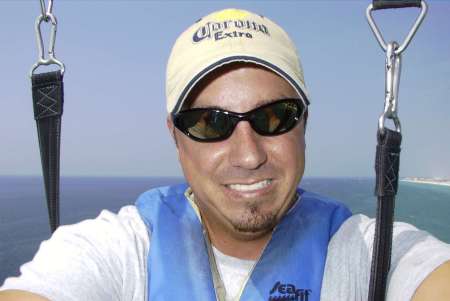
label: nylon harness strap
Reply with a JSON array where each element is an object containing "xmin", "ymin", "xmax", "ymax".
[
  {"xmin": 31, "ymin": 70, "xmax": 64, "ymax": 233},
  {"xmin": 369, "ymin": 128, "xmax": 402, "ymax": 301}
]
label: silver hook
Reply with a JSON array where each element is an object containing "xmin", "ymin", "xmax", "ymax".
[
  {"xmin": 39, "ymin": 0, "xmax": 54, "ymax": 21},
  {"xmin": 367, "ymin": 0, "xmax": 427, "ymax": 135},
  {"xmin": 39, "ymin": 0, "xmax": 46, "ymax": 20},
  {"xmin": 30, "ymin": 12, "xmax": 65, "ymax": 77},
  {"xmin": 379, "ymin": 42, "xmax": 402, "ymax": 134},
  {"xmin": 47, "ymin": 0, "xmax": 54, "ymax": 16},
  {"xmin": 366, "ymin": 0, "xmax": 428, "ymax": 55}
]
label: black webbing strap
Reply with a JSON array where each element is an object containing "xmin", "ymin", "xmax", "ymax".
[
  {"xmin": 31, "ymin": 70, "xmax": 64, "ymax": 233},
  {"xmin": 373, "ymin": 0, "xmax": 421, "ymax": 10},
  {"xmin": 368, "ymin": 128, "xmax": 402, "ymax": 301}
]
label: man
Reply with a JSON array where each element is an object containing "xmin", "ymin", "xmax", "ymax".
[{"xmin": 1, "ymin": 8, "xmax": 449, "ymax": 301}]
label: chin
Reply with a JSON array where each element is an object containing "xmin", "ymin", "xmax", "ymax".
[{"xmin": 228, "ymin": 206, "xmax": 279, "ymax": 239}]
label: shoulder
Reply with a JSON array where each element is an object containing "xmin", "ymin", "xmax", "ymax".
[
  {"xmin": 135, "ymin": 183, "xmax": 196, "ymax": 227},
  {"xmin": 13, "ymin": 204, "xmax": 149, "ymax": 262},
  {"xmin": 331, "ymin": 214, "xmax": 450, "ymax": 256},
  {"xmin": 298, "ymin": 189, "xmax": 352, "ymax": 236},
  {"xmin": 135, "ymin": 183, "xmax": 189, "ymax": 208},
  {"xmin": 321, "ymin": 214, "xmax": 450, "ymax": 300},
  {"xmin": 53, "ymin": 205, "xmax": 150, "ymax": 249},
  {"xmin": 328, "ymin": 214, "xmax": 450, "ymax": 269},
  {"xmin": 300, "ymin": 190, "xmax": 351, "ymax": 213},
  {"xmin": 0, "ymin": 205, "xmax": 149, "ymax": 301}
]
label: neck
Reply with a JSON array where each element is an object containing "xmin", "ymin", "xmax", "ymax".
[{"xmin": 203, "ymin": 218, "xmax": 272, "ymax": 260}]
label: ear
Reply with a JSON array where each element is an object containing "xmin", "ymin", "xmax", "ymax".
[
  {"xmin": 303, "ymin": 110, "xmax": 308, "ymax": 149},
  {"xmin": 303, "ymin": 109, "xmax": 308, "ymax": 133},
  {"xmin": 166, "ymin": 115, "xmax": 178, "ymax": 148}
]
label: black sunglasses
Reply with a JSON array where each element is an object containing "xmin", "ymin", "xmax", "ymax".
[{"xmin": 172, "ymin": 98, "xmax": 305, "ymax": 142}]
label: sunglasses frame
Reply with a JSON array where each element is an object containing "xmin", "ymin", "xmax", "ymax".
[{"xmin": 172, "ymin": 98, "xmax": 306, "ymax": 142}]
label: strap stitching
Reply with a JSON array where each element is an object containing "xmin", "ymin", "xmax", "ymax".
[
  {"xmin": 36, "ymin": 85, "xmax": 58, "ymax": 117},
  {"xmin": 384, "ymin": 151, "xmax": 398, "ymax": 193}
]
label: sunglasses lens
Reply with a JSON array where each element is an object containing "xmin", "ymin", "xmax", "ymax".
[
  {"xmin": 251, "ymin": 100, "xmax": 301, "ymax": 135},
  {"xmin": 176, "ymin": 110, "xmax": 232, "ymax": 141},
  {"xmin": 174, "ymin": 99, "xmax": 303, "ymax": 142}
]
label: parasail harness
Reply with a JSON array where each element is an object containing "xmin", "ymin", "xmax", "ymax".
[
  {"xmin": 30, "ymin": 0, "xmax": 65, "ymax": 233},
  {"xmin": 366, "ymin": 1, "xmax": 427, "ymax": 300}
]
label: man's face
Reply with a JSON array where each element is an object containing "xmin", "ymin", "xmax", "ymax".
[{"xmin": 168, "ymin": 64, "xmax": 306, "ymax": 241}]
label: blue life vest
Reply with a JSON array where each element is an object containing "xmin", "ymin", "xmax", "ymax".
[{"xmin": 136, "ymin": 183, "xmax": 351, "ymax": 301}]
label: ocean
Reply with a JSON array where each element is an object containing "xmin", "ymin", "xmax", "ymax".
[{"xmin": 1, "ymin": 176, "xmax": 449, "ymax": 284}]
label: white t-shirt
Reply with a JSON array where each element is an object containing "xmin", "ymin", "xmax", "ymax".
[{"xmin": 1, "ymin": 205, "xmax": 450, "ymax": 301}]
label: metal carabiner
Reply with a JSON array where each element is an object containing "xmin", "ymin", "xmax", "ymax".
[
  {"xmin": 39, "ymin": 0, "xmax": 54, "ymax": 21},
  {"xmin": 30, "ymin": 12, "xmax": 65, "ymax": 77},
  {"xmin": 366, "ymin": 0, "xmax": 428, "ymax": 55},
  {"xmin": 379, "ymin": 42, "xmax": 402, "ymax": 134}
]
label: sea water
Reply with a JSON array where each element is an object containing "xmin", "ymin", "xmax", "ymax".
[{"xmin": 1, "ymin": 176, "xmax": 449, "ymax": 284}]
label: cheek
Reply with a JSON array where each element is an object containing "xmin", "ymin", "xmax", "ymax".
[
  {"xmin": 268, "ymin": 130, "xmax": 305, "ymax": 170},
  {"xmin": 177, "ymin": 136, "xmax": 228, "ymax": 181}
]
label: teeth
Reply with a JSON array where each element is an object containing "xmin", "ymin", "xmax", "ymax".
[{"xmin": 228, "ymin": 180, "xmax": 271, "ymax": 192}]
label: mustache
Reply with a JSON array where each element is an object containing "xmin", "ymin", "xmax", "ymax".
[{"xmin": 216, "ymin": 164, "xmax": 279, "ymax": 183}]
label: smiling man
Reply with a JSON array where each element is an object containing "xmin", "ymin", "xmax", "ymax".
[
  {"xmin": 170, "ymin": 63, "xmax": 307, "ymax": 260},
  {"xmin": 1, "ymin": 8, "xmax": 450, "ymax": 301}
]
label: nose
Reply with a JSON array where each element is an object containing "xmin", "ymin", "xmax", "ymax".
[{"xmin": 228, "ymin": 121, "xmax": 268, "ymax": 170}]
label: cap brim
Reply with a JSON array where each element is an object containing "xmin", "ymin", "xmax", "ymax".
[{"xmin": 171, "ymin": 55, "xmax": 310, "ymax": 114}]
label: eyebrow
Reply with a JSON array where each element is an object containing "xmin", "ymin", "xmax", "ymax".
[{"xmin": 191, "ymin": 96, "xmax": 296, "ymax": 111}]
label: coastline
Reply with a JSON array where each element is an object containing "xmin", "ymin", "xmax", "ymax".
[{"xmin": 401, "ymin": 179, "xmax": 450, "ymax": 187}]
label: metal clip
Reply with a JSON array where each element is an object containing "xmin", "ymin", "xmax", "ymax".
[
  {"xmin": 366, "ymin": 0, "xmax": 428, "ymax": 55},
  {"xmin": 379, "ymin": 42, "xmax": 402, "ymax": 133},
  {"xmin": 30, "ymin": 12, "xmax": 65, "ymax": 77},
  {"xmin": 39, "ymin": 0, "xmax": 54, "ymax": 21},
  {"xmin": 367, "ymin": 0, "xmax": 427, "ymax": 134}
]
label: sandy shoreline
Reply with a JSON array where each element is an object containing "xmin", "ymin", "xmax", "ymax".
[{"xmin": 401, "ymin": 179, "xmax": 450, "ymax": 187}]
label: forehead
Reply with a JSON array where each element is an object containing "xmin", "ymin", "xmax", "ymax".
[{"xmin": 185, "ymin": 63, "xmax": 298, "ymax": 112}]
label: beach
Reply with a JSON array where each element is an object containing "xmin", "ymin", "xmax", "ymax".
[{"xmin": 401, "ymin": 178, "xmax": 450, "ymax": 187}]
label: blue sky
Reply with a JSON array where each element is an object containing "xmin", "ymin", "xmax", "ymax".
[{"xmin": 0, "ymin": 0, "xmax": 449, "ymax": 178}]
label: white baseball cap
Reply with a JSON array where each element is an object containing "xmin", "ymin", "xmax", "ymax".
[{"xmin": 166, "ymin": 8, "xmax": 310, "ymax": 114}]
